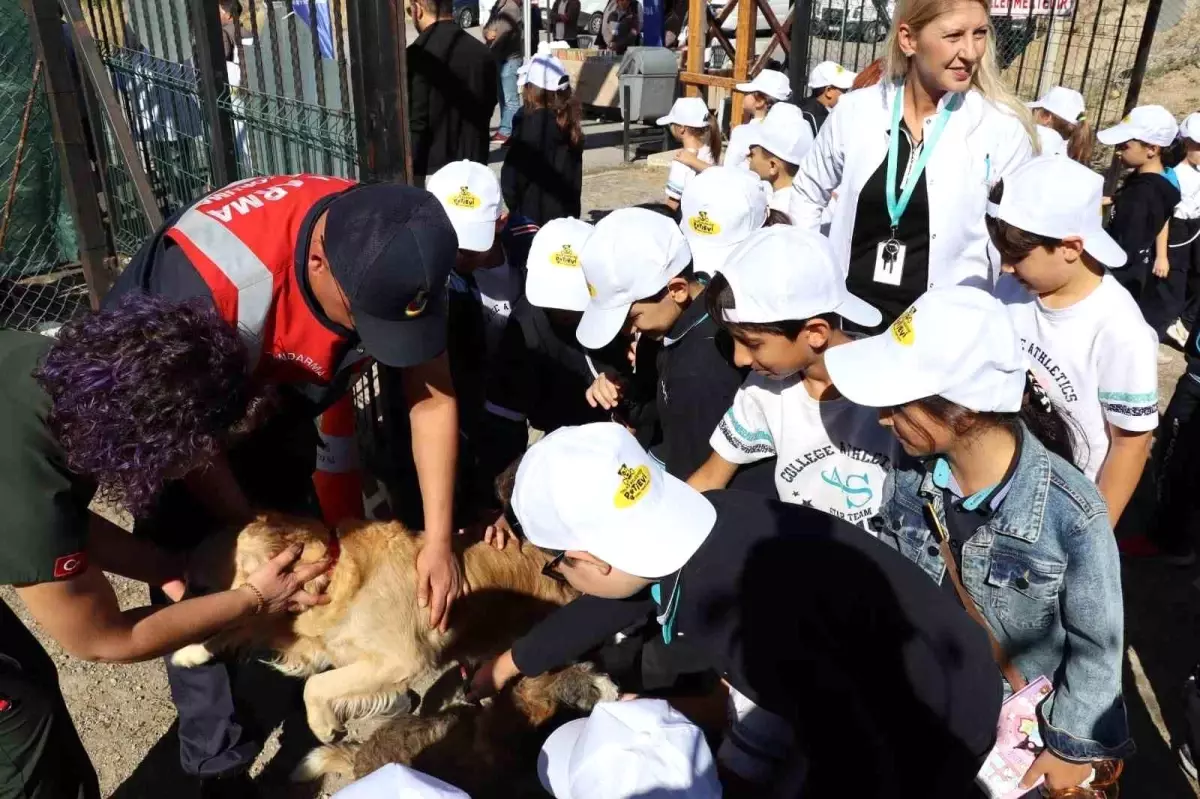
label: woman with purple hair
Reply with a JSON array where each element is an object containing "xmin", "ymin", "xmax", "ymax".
[{"xmin": 0, "ymin": 294, "xmax": 331, "ymax": 798}]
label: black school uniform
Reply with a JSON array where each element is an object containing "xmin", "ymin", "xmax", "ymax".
[
  {"xmin": 511, "ymin": 490, "xmax": 1001, "ymax": 798},
  {"xmin": 1107, "ymin": 171, "xmax": 1181, "ymax": 323},
  {"xmin": 799, "ymin": 95, "xmax": 830, "ymax": 139}
]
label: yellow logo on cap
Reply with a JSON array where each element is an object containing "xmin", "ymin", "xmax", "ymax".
[
  {"xmin": 688, "ymin": 211, "xmax": 721, "ymax": 236},
  {"xmin": 449, "ymin": 186, "xmax": 481, "ymax": 210},
  {"xmin": 1121, "ymin": 114, "xmax": 1132, "ymax": 124},
  {"xmin": 614, "ymin": 464, "xmax": 652, "ymax": 508},
  {"xmin": 550, "ymin": 244, "xmax": 580, "ymax": 268},
  {"xmin": 587, "ymin": 282, "xmax": 598, "ymax": 298},
  {"xmin": 405, "ymin": 289, "xmax": 429, "ymax": 318},
  {"xmin": 835, "ymin": 64, "xmax": 845, "ymax": 73},
  {"xmin": 890, "ymin": 306, "xmax": 916, "ymax": 346}
]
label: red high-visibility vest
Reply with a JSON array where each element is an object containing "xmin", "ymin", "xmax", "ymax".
[{"xmin": 165, "ymin": 174, "xmax": 357, "ymax": 385}]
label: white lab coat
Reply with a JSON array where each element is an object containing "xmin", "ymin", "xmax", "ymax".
[{"xmin": 791, "ymin": 79, "xmax": 1033, "ymax": 292}]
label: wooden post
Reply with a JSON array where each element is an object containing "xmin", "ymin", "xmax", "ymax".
[
  {"xmin": 729, "ymin": 0, "xmax": 755, "ymax": 129},
  {"xmin": 1103, "ymin": 0, "xmax": 1162, "ymax": 194},
  {"xmin": 685, "ymin": 0, "xmax": 704, "ymax": 97},
  {"xmin": 187, "ymin": 0, "xmax": 238, "ymax": 188},
  {"xmin": 21, "ymin": 0, "xmax": 116, "ymax": 305},
  {"xmin": 347, "ymin": 0, "xmax": 413, "ymax": 183}
]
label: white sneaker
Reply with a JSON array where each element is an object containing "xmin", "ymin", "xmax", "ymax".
[{"xmin": 1168, "ymin": 320, "xmax": 1190, "ymax": 348}]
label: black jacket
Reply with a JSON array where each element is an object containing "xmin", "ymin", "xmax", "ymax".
[
  {"xmin": 407, "ymin": 20, "xmax": 498, "ymax": 177},
  {"xmin": 549, "ymin": 0, "xmax": 582, "ymax": 44},
  {"xmin": 798, "ymin": 95, "xmax": 830, "ymax": 138},
  {"xmin": 512, "ymin": 490, "xmax": 1001, "ymax": 798},
  {"xmin": 501, "ymin": 108, "xmax": 584, "ymax": 225}
]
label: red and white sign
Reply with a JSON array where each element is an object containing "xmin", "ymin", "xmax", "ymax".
[
  {"xmin": 53, "ymin": 552, "xmax": 88, "ymax": 579},
  {"xmin": 991, "ymin": 0, "xmax": 1074, "ymax": 16}
]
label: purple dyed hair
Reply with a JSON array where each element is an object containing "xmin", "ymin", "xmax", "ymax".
[{"xmin": 35, "ymin": 293, "xmax": 253, "ymax": 516}]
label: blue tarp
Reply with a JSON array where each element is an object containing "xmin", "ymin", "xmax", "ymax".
[{"xmin": 291, "ymin": 0, "xmax": 335, "ymax": 60}]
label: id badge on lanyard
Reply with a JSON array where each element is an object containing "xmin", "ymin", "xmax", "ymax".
[{"xmin": 875, "ymin": 86, "xmax": 952, "ymax": 287}]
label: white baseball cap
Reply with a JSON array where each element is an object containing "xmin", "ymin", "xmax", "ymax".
[
  {"xmin": 427, "ymin": 160, "xmax": 504, "ymax": 252},
  {"xmin": 333, "ymin": 764, "xmax": 470, "ymax": 799},
  {"xmin": 526, "ymin": 218, "xmax": 595, "ymax": 312},
  {"xmin": 657, "ymin": 97, "xmax": 711, "ymax": 128},
  {"xmin": 679, "ymin": 166, "xmax": 767, "ymax": 276},
  {"xmin": 720, "ymin": 226, "xmax": 881, "ymax": 328},
  {"xmin": 808, "ymin": 60, "xmax": 855, "ymax": 90},
  {"xmin": 1097, "ymin": 104, "xmax": 1179, "ymax": 147},
  {"xmin": 538, "ymin": 699, "xmax": 721, "ymax": 799},
  {"xmin": 825, "ymin": 286, "xmax": 1027, "ymax": 413},
  {"xmin": 526, "ymin": 53, "xmax": 571, "ymax": 92},
  {"xmin": 734, "ymin": 69, "xmax": 792, "ymax": 102},
  {"xmin": 743, "ymin": 102, "xmax": 814, "ymax": 166},
  {"xmin": 1027, "ymin": 86, "xmax": 1086, "ymax": 124},
  {"xmin": 576, "ymin": 208, "xmax": 693, "ymax": 349},
  {"xmin": 986, "ymin": 155, "xmax": 1127, "ymax": 268},
  {"xmin": 1181, "ymin": 112, "xmax": 1200, "ymax": 143},
  {"xmin": 512, "ymin": 423, "xmax": 716, "ymax": 579}
]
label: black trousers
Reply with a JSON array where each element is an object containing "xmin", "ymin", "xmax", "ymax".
[
  {"xmin": 1173, "ymin": 217, "xmax": 1200, "ymax": 329},
  {"xmin": 135, "ymin": 402, "xmax": 320, "ymax": 778},
  {"xmin": 0, "ymin": 604, "xmax": 99, "ymax": 799},
  {"xmin": 1151, "ymin": 371, "xmax": 1200, "ymax": 554}
]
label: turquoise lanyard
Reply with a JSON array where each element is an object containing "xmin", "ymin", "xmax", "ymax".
[
  {"xmin": 885, "ymin": 86, "xmax": 954, "ymax": 232},
  {"xmin": 650, "ymin": 580, "xmax": 682, "ymax": 644}
]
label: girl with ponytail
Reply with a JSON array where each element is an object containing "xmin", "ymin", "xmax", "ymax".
[
  {"xmin": 825, "ymin": 286, "xmax": 1131, "ymax": 795},
  {"xmin": 1028, "ymin": 86, "xmax": 1094, "ymax": 164}
]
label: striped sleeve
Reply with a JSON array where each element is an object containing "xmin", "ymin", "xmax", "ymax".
[
  {"xmin": 1097, "ymin": 323, "xmax": 1159, "ymax": 432},
  {"xmin": 709, "ymin": 381, "xmax": 775, "ymax": 465}
]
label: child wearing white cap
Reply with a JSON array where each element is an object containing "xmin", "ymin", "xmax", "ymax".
[
  {"xmin": 722, "ymin": 69, "xmax": 793, "ymax": 172},
  {"xmin": 743, "ymin": 103, "xmax": 815, "ymax": 221},
  {"xmin": 577, "ymin": 207, "xmax": 768, "ymax": 483},
  {"xmin": 1165, "ymin": 111, "xmax": 1200, "ymax": 348},
  {"xmin": 1027, "ymin": 86, "xmax": 1092, "ymax": 163},
  {"xmin": 988, "ymin": 156, "xmax": 1157, "ymax": 527},
  {"xmin": 825, "ymin": 285, "xmax": 1131, "ymax": 793},
  {"xmin": 469, "ymin": 422, "xmax": 1003, "ymax": 798},
  {"xmin": 537, "ymin": 698, "xmax": 720, "ymax": 799},
  {"xmin": 1098, "ymin": 105, "xmax": 1182, "ymax": 323},
  {"xmin": 687, "ymin": 226, "xmax": 899, "ymax": 529},
  {"xmin": 501, "ymin": 53, "xmax": 585, "ymax": 226},
  {"xmin": 658, "ymin": 98, "xmax": 721, "ymax": 211},
  {"xmin": 333, "ymin": 763, "xmax": 469, "ymax": 798},
  {"xmin": 678, "ymin": 166, "xmax": 768, "ymax": 276},
  {"xmin": 799, "ymin": 60, "xmax": 855, "ymax": 137}
]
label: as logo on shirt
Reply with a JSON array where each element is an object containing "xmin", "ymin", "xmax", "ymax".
[
  {"xmin": 688, "ymin": 211, "xmax": 721, "ymax": 236},
  {"xmin": 449, "ymin": 187, "xmax": 481, "ymax": 210},
  {"xmin": 550, "ymin": 245, "xmax": 580, "ymax": 268},
  {"xmin": 890, "ymin": 306, "xmax": 917, "ymax": 346},
  {"xmin": 614, "ymin": 464, "xmax": 652, "ymax": 508},
  {"xmin": 53, "ymin": 552, "xmax": 88, "ymax": 580}
]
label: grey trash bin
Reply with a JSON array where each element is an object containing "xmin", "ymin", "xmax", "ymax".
[{"xmin": 618, "ymin": 46, "xmax": 680, "ymax": 123}]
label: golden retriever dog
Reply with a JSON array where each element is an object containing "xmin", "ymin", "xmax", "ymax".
[
  {"xmin": 172, "ymin": 514, "xmax": 576, "ymax": 743},
  {"xmin": 294, "ymin": 664, "xmax": 618, "ymax": 797}
]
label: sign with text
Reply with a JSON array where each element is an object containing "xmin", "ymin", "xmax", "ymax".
[{"xmin": 991, "ymin": 0, "xmax": 1074, "ymax": 17}]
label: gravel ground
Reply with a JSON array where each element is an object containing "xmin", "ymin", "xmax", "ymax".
[{"xmin": 5, "ymin": 162, "xmax": 1200, "ymax": 797}]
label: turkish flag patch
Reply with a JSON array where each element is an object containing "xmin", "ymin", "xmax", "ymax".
[{"xmin": 52, "ymin": 552, "xmax": 88, "ymax": 579}]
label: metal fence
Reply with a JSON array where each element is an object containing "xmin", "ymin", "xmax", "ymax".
[{"xmin": 0, "ymin": 0, "xmax": 90, "ymax": 331}]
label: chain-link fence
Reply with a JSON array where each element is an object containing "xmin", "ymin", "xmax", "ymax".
[{"xmin": 0, "ymin": 0, "xmax": 90, "ymax": 332}]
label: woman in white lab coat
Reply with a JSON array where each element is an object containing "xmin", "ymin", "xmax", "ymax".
[{"xmin": 791, "ymin": 0, "xmax": 1035, "ymax": 332}]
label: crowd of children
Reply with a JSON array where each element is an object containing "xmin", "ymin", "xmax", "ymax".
[{"xmin": 320, "ymin": 19, "xmax": 1200, "ymax": 799}]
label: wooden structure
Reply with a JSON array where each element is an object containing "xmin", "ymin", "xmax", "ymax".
[{"xmin": 681, "ymin": 0, "xmax": 793, "ymax": 129}]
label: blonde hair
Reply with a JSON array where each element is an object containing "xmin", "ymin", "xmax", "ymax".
[{"xmin": 884, "ymin": 0, "xmax": 1038, "ymax": 151}]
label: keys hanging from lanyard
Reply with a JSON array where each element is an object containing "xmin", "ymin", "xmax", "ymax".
[{"xmin": 873, "ymin": 85, "xmax": 954, "ymax": 287}]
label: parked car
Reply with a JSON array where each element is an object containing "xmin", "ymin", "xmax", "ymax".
[
  {"xmin": 813, "ymin": 0, "xmax": 894, "ymax": 42},
  {"xmin": 577, "ymin": 0, "xmax": 643, "ymax": 38},
  {"xmin": 456, "ymin": 0, "xmax": 482, "ymax": 27},
  {"xmin": 711, "ymin": 0, "xmax": 791, "ymax": 33}
]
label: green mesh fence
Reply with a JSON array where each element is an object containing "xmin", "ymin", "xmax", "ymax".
[{"xmin": 0, "ymin": 0, "xmax": 89, "ymax": 332}]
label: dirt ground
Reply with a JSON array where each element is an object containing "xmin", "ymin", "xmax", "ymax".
[{"xmin": 6, "ymin": 162, "xmax": 1200, "ymax": 798}]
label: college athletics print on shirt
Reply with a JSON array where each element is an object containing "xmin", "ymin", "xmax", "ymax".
[{"xmin": 710, "ymin": 373, "xmax": 899, "ymax": 530}]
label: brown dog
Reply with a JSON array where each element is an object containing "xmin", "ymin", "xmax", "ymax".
[
  {"xmin": 294, "ymin": 664, "xmax": 618, "ymax": 796},
  {"xmin": 172, "ymin": 514, "xmax": 576, "ymax": 743}
]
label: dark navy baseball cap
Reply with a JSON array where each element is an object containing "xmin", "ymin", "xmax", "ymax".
[{"xmin": 324, "ymin": 183, "xmax": 457, "ymax": 368}]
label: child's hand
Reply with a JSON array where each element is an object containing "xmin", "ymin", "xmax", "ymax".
[
  {"xmin": 1018, "ymin": 750, "xmax": 1093, "ymax": 792},
  {"xmin": 1154, "ymin": 256, "xmax": 1170, "ymax": 279},
  {"xmin": 1101, "ymin": 196, "xmax": 1113, "ymax": 207},
  {"xmin": 586, "ymin": 373, "xmax": 623, "ymax": 410},
  {"xmin": 674, "ymin": 149, "xmax": 704, "ymax": 171}
]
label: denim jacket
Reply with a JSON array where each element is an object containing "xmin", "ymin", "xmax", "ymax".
[{"xmin": 873, "ymin": 426, "xmax": 1133, "ymax": 762}]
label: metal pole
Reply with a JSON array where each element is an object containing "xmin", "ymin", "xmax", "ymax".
[
  {"xmin": 1103, "ymin": 0, "xmax": 1158, "ymax": 192},
  {"xmin": 347, "ymin": 0, "xmax": 413, "ymax": 183},
  {"xmin": 524, "ymin": 0, "xmax": 532, "ymax": 60},
  {"xmin": 789, "ymin": 0, "xmax": 812, "ymax": 100},
  {"xmin": 0, "ymin": 61, "xmax": 43, "ymax": 254},
  {"xmin": 187, "ymin": 0, "xmax": 238, "ymax": 188}
]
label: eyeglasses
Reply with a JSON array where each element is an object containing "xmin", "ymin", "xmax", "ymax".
[{"xmin": 541, "ymin": 550, "xmax": 568, "ymax": 584}]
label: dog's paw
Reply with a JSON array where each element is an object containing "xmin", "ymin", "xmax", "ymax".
[
  {"xmin": 291, "ymin": 744, "xmax": 356, "ymax": 782},
  {"xmin": 170, "ymin": 644, "xmax": 214, "ymax": 668}
]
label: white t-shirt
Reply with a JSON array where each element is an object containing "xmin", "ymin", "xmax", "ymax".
[
  {"xmin": 1036, "ymin": 124, "xmax": 1067, "ymax": 158},
  {"xmin": 1174, "ymin": 161, "xmax": 1200, "ymax": 220},
  {"xmin": 665, "ymin": 145, "xmax": 714, "ymax": 201},
  {"xmin": 996, "ymin": 273, "xmax": 1159, "ymax": 480},
  {"xmin": 723, "ymin": 118, "xmax": 761, "ymax": 172},
  {"xmin": 768, "ymin": 185, "xmax": 796, "ymax": 221},
  {"xmin": 710, "ymin": 373, "xmax": 899, "ymax": 531}
]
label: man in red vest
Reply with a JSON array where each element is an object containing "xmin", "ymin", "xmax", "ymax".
[{"xmin": 105, "ymin": 175, "xmax": 462, "ymax": 792}]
